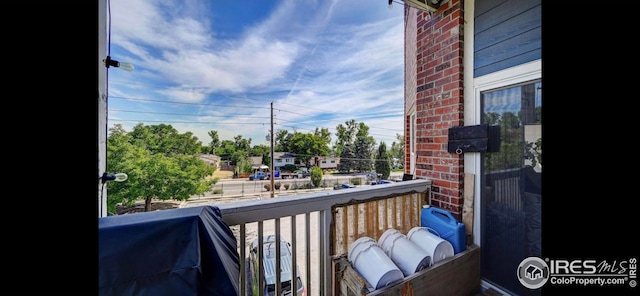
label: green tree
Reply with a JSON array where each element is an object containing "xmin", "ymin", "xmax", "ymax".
[
  {"xmin": 288, "ymin": 132, "xmax": 330, "ymax": 164},
  {"xmin": 390, "ymin": 133, "xmax": 404, "ymax": 168},
  {"xmin": 375, "ymin": 142, "xmax": 391, "ymax": 179},
  {"xmin": 313, "ymin": 127, "xmax": 332, "ymax": 151},
  {"xmin": 199, "ymin": 144, "xmax": 210, "ymax": 154},
  {"xmin": 338, "ymin": 143, "xmax": 355, "ymax": 173},
  {"xmin": 251, "ymin": 144, "xmax": 271, "ymax": 166},
  {"xmin": 231, "ymin": 135, "xmax": 252, "ymax": 165},
  {"xmin": 282, "ymin": 164, "xmax": 297, "ymax": 172},
  {"xmin": 353, "ymin": 122, "xmax": 376, "ymax": 173},
  {"xmin": 335, "ymin": 120, "xmax": 376, "ymax": 173},
  {"xmin": 310, "ymin": 166, "xmax": 323, "ymax": 188},
  {"xmin": 334, "ymin": 119, "xmax": 357, "ymax": 157},
  {"xmin": 208, "ymin": 130, "xmax": 220, "ymax": 154},
  {"xmin": 231, "ymin": 150, "xmax": 249, "ymax": 167},
  {"xmin": 128, "ymin": 123, "xmax": 202, "ymax": 156},
  {"xmin": 335, "ymin": 120, "xmax": 358, "ymax": 173},
  {"xmin": 236, "ymin": 156, "xmax": 254, "ymax": 174},
  {"xmin": 234, "ymin": 134, "xmax": 252, "ymax": 151},
  {"xmin": 215, "ymin": 140, "xmax": 236, "ymax": 164},
  {"xmin": 213, "ymin": 136, "xmax": 253, "ymax": 166},
  {"xmin": 274, "ymin": 129, "xmax": 292, "ymax": 152},
  {"xmin": 104, "ymin": 124, "xmax": 139, "ymax": 213},
  {"xmin": 106, "ymin": 124, "xmax": 215, "ymax": 213}
]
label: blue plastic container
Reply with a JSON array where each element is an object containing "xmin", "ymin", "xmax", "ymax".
[{"xmin": 420, "ymin": 206, "xmax": 466, "ymax": 254}]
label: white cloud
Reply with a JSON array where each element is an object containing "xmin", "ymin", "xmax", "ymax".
[{"xmin": 107, "ymin": 0, "xmax": 405, "ymax": 147}]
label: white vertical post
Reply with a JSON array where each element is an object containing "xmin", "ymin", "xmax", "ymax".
[
  {"xmin": 98, "ymin": 0, "xmax": 108, "ymax": 217},
  {"xmin": 270, "ymin": 102, "xmax": 275, "ymax": 198}
]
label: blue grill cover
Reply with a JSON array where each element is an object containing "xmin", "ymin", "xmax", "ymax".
[{"xmin": 99, "ymin": 206, "xmax": 239, "ymax": 296}]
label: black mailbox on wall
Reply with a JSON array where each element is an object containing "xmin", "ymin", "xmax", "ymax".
[{"xmin": 447, "ymin": 124, "xmax": 500, "ymax": 154}]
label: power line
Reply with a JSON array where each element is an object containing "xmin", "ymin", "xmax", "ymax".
[
  {"xmin": 111, "ymin": 109, "xmax": 272, "ymax": 119},
  {"xmin": 109, "ymin": 91, "xmax": 403, "ymax": 134},
  {"xmin": 111, "ymin": 95, "xmax": 402, "ymax": 133},
  {"xmin": 109, "ymin": 102, "xmax": 402, "ymax": 136},
  {"xmin": 109, "ymin": 96, "xmax": 270, "ymax": 110},
  {"xmin": 110, "ymin": 79, "xmax": 276, "ymax": 103},
  {"xmin": 275, "ymin": 123, "xmax": 399, "ymax": 141},
  {"xmin": 113, "ymin": 119, "xmax": 270, "ymax": 125},
  {"xmin": 108, "ymin": 96, "xmax": 402, "ymax": 142},
  {"xmin": 275, "ymin": 108, "xmax": 403, "ymax": 132}
]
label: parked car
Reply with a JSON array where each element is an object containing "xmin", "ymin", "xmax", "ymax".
[
  {"xmin": 371, "ymin": 180, "xmax": 393, "ymax": 185},
  {"xmin": 366, "ymin": 172, "xmax": 379, "ymax": 179},
  {"xmin": 281, "ymin": 170, "xmax": 309, "ymax": 179},
  {"xmin": 333, "ymin": 183, "xmax": 355, "ymax": 190},
  {"xmin": 249, "ymin": 172, "xmax": 266, "ymax": 180},
  {"xmin": 249, "ymin": 235, "xmax": 305, "ymax": 296},
  {"xmin": 293, "ymin": 170, "xmax": 310, "ymax": 178}
]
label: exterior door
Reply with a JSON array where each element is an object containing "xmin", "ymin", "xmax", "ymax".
[{"xmin": 480, "ymin": 80, "xmax": 542, "ymax": 295}]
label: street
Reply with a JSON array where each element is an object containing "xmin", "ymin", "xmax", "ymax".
[{"xmin": 198, "ymin": 172, "xmax": 404, "ymax": 199}]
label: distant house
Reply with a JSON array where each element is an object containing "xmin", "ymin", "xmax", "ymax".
[
  {"xmin": 250, "ymin": 156, "xmax": 267, "ymax": 171},
  {"xmin": 199, "ymin": 154, "xmax": 221, "ymax": 169},
  {"xmin": 272, "ymin": 152, "xmax": 296, "ymax": 171},
  {"xmin": 310, "ymin": 156, "xmax": 339, "ymax": 170}
]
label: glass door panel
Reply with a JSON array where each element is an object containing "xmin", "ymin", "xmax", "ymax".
[{"xmin": 481, "ymin": 80, "xmax": 542, "ymax": 295}]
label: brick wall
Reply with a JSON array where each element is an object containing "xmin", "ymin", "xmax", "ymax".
[
  {"xmin": 406, "ymin": 0, "xmax": 465, "ymax": 219},
  {"xmin": 404, "ymin": 4, "xmax": 417, "ymax": 173}
]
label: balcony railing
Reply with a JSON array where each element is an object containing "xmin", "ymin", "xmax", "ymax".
[{"xmin": 216, "ymin": 178, "xmax": 432, "ymax": 296}]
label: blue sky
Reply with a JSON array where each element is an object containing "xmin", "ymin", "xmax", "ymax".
[{"xmin": 107, "ymin": 0, "xmax": 406, "ymax": 148}]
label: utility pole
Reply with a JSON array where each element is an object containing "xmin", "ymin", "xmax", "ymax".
[{"xmin": 270, "ymin": 102, "xmax": 275, "ymax": 198}]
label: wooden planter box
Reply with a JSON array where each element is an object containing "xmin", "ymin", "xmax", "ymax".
[{"xmin": 332, "ymin": 244, "xmax": 480, "ymax": 296}]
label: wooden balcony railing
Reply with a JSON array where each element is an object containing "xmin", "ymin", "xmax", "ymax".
[{"xmin": 217, "ymin": 179, "xmax": 432, "ymax": 296}]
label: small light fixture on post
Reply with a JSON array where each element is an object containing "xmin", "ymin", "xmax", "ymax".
[
  {"xmin": 101, "ymin": 172, "xmax": 129, "ymax": 184},
  {"xmin": 103, "ymin": 56, "xmax": 135, "ymax": 72}
]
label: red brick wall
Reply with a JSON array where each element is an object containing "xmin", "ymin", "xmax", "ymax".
[{"xmin": 411, "ymin": 0, "xmax": 465, "ymax": 219}]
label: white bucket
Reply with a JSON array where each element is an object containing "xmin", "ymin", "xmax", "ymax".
[
  {"xmin": 378, "ymin": 229, "xmax": 431, "ymax": 276},
  {"xmin": 407, "ymin": 226, "xmax": 455, "ymax": 265},
  {"xmin": 347, "ymin": 236, "xmax": 404, "ymax": 289}
]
